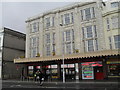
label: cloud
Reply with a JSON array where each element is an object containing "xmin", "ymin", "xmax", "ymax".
[
  {"xmin": 2, "ymin": 2, "xmax": 72, "ymax": 33},
  {"xmin": 0, "ymin": 3, "xmax": 2, "ymax": 28},
  {"xmin": 2, "ymin": 1, "xmax": 108, "ymax": 33}
]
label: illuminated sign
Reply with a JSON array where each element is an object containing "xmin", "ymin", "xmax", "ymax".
[
  {"xmin": 107, "ymin": 61, "xmax": 120, "ymax": 64},
  {"xmin": 81, "ymin": 61, "xmax": 102, "ymax": 79},
  {"xmin": 51, "ymin": 65, "xmax": 57, "ymax": 68},
  {"xmin": 82, "ymin": 61, "xmax": 102, "ymax": 67},
  {"xmin": 48, "ymin": 65, "xmax": 51, "ymax": 68},
  {"xmin": 82, "ymin": 65, "xmax": 94, "ymax": 79},
  {"xmin": 61, "ymin": 64, "xmax": 75, "ymax": 68},
  {"xmin": 61, "ymin": 64, "xmax": 68, "ymax": 68},
  {"xmin": 36, "ymin": 66, "xmax": 40, "ymax": 69},
  {"xmin": 28, "ymin": 66, "xmax": 34, "ymax": 69},
  {"xmin": 68, "ymin": 64, "xmax": 74, "ymax": 68}
]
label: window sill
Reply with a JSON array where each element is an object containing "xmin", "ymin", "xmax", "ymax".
[
  {"xmin": 29, "ymin": 31, "xmax": 39, "ymax": 34},
  {"xmin": 61, "ymin": 23, "xmax": 74, "ymax": 28},
  {"xmin": 83, "ymin": 37, "xmax": 97, "ymax": 41},
  {"xmin": 111, "ymin": 27, "xmax": 120, "ymax": 30},
  {"xmin": 44, "ymin": 26, "xmax": 55, "ymax": 30},
  {"xmin": 81, "ymin": 18, "xmax": 96, "ymax": 23}
]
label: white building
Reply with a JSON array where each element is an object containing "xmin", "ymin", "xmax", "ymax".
[
  {"xmin": 14, "ymin": 0, "xmax": 119, "ymax": 81},
  {"xmin": 25, "ymin": 1, "xmax": 105, "ymax": 58}
]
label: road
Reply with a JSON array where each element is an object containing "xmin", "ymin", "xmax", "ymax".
[{"xmin": 1, "ymin": 80, "xmax": 120, "ymax": 90}]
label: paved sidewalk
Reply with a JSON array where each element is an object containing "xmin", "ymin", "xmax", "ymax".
[
  {"xmin": 2, "ymin": 79, "xmax": 120, "ymax": 87},
  {"xmin": 2, "ymin": 79, "xmax": 120, "ymax": 90},
  {"xmin": 2, "ymin": 79, "xmax": 120, "ymax": 84},
  {"xmin": 2, "ymin": 79, "xmax": 119, "ymax": 83}
]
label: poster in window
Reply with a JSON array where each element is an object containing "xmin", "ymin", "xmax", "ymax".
[
  {"xmin": 61, "ymin": 64, "xmax": 67, "ymax": 68},
  {"xmin": 51, "ymin": 65, "xmax": 57, "ymax": 68},
  {"xmin": 68, "ymin": 64, "xmax": 74, "ymax": 68},
  {"xmin": 82, "ymin": 63, "xmax": 94, "ymax": 79},
  {"xmin": 51, "ymin": 69, "xmax": 57, "ymax": 74},
  {"xmin": 36, "ymin": 66, "xmax": 40, "ymax": 69},
  {"xmin": 28, "ymin": 66, "xmax": 34, "ymax": 69},
  {"xmin": 28, "ymin": 70, "xmax": 33, "ymax": 76}
]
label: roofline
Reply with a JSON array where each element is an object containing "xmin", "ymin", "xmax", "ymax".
[
  {"xmin": 25, "ymin": 2, "xmax": 96, "ymax": 23},
  {"xmin": 3, "ymin": 27, "xmax": 26, "ymax": 39}
]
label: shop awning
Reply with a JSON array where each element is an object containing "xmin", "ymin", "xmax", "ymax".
[{"xmin": 14, "ymin": 50, "xmax": 119, "ymax": 63}]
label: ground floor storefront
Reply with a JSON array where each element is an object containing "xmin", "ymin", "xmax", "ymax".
[{"xmin": 21, "ymin": 55, "xmax": 119, "ymax": 82}]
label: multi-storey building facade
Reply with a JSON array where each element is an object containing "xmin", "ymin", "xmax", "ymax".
[
  {"xmin": 26, "ymin": 1, "xmax": 105, "ymax": 58},
  {"xmin": 14, "ymin": 0, "xmax": 119, "ymax": 81},
  {"xmin": 0, "ymin": 27, "xmax": 25, "ymax": 79},
  {"xmin": 102, "ymin": 0, "xmax": 120, "ymax": 78}
]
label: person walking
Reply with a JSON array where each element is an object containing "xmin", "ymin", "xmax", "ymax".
[
  {"xmin": 39, "ymin": 70, "xmax": 44, "ymax": 85},
  {"xmin": 35, "ymin": 70, "xmax": 44, "ymax": 86}
]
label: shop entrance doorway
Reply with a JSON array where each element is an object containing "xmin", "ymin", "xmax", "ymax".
[
  {"xmin": 42, "ymin": 65, "xmax": 58, "ymax": 81},
  {"xmin": 61, "ymin": 64, "xmax": 76, "ymax": 81},
  {"xmin": 61, "ymin": 68, "xmax": 75, "ymax": 80},
  {"xmin": 94, "ymin": 66, "xmax": 104, "ymax": 80}
]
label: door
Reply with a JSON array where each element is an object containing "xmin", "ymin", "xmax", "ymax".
[
  {"xmin": 61, "ymin": 68, "xmax": 75, "ymax": 80},
  {"xmin": 94, "ymin": 66, "xmax": 104, "ymax": 80},
  {"xmin": 65, "ymin": 68, "xmax": 75, "ymax": 80}
]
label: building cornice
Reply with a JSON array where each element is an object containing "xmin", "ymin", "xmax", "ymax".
[
  {"xmin": 25, "ymin": 2, "xmax": 96, "ymax": 23},
  {"xmin": 102, "ymin": 9, "xmax": 120, "ymax": 17}
]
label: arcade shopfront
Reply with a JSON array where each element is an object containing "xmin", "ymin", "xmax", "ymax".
[
  {"xmin": 81, "ymin": 61, "xmax": 104, "ymax": 80},
  {"xmin": 27, "ymin": 63, "xmax": 78, "ymax": 81},
  {"xmin": 61, "ymin": 64, "xmax": 76, "ymax": 80},
  {"xmin": 27, "ymin": 64, "xmax": 59, "ymax": 81},
  {"xmin": 107, "ymin": 60, "xmax": 120, "ymax": 78},
  {"xmin": 26, "ymin": 61, "xmax": 105, "ymax": 81},
  {"xmin": 14, "ymin": 50, "xmax": 119, "ymax": 81}
]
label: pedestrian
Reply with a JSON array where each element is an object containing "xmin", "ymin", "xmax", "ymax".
[
  {"xmin": 39, "ymin": 70, "xmax": 44, "ymax": 85},
  {"xmin": 35, "ymin": 70, "xmax": 44, "ymax": 86},
  {"xmin": 34, "ymin": 73, "xmax": 37, "ymax": 82}
]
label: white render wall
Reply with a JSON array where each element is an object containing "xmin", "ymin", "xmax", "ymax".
[
  {"xmin": 102, "ymin": 1, "xmax": 119, "ymax": 50},
  {"xmin": 25, "ymin": 1, "xmax": 112, "ymax": 58}
]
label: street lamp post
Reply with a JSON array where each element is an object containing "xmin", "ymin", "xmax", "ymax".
[
  {"xmin": 62, "ymin": 54, "xmax": 65, "ymax": 83},
  {"xmin": 60, "ymin": 24, "xmax": 65, "ymax": 83}
]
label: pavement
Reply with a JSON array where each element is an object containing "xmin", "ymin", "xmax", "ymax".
[{"xmin": 1, "ymin": 79, "xmax": 120, "ymax": 90}]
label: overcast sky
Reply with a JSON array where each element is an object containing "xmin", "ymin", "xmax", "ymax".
[
  {"xmin": 1, "ymin": 2, "xmax": 73, "ymax": 33},
  {"xmin": 1, "ymin": 0, "xmax": 108, "ymax": 34}
]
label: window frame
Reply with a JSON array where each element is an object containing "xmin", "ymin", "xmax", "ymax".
[
  {"xmin": 106, "ymin": 18, "xmax": 110, "ymax": 31},
  {"xmin": 46, "ymin": 45, "xmax": 51, "ymax": 56},
  {"xmin": 64, "ymin": 13, "xmax": 70, "ymax": 25},
  {"xmin": 86, "ymin": 25, "xmax": 93, "ymax": 38},
  {"xmin": 45, "ymin": 33, "xmax": 50, "ymax": 44},
  {"xmin": 30, "ymin": 37, "xmax": 39, "ymax": 57},
  {"xmin": 111, "ymin": 16, "xmax": 118, "ymax": 29},
  {"xmin": 87, "ymin": 39, "xmax": 94, "ymax": 52},
  {"xmin": 30, "ymin": 22, "xmax": 39, "ymax": 33},
  {"xmin": 111, "ymin": 2, "xmax": 119, "ymax": 8},
  {"xmin": 108, "ymin": 36, "xmax": 112, "ymax": 49},
  {"xmin": 114, "ymin": 35, "xmax": 120, "ymax": 49},
  {"xmin": 66, "ymin": 42, "xmax": 72, "ymax": 54},
  {"xmin": 84, "ymin": 8, "xmax": 91, "ymax": 20},
  {"xmin": 46, "ymin": 17, "xmax": 51, "ymax": 28}
]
